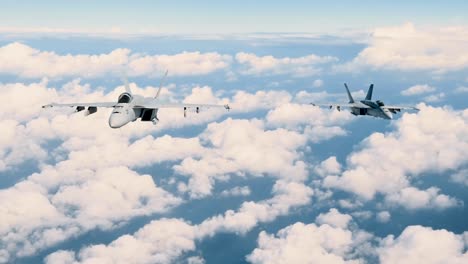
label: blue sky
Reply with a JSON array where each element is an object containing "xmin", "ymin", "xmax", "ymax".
[
  {"xmin": 0, "ymin": 2, "xmax": 468, "ymax": 264},
  {"xmin": 2, "ymin": 0, "xmax": 468, "ymax": 33}
]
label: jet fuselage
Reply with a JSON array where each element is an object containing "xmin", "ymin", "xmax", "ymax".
[
  {"xmin": 108, "ymin": 93, "xmax": 158, "ymax": 128},
  {"xmin": 349, "ymin": 100, "xmax": 393, "ymax": 120}
]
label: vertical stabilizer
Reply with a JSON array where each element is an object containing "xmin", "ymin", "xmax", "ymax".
[
  {"xmin": 344, "ymin": 83, "xmax": 354, "ymax": 103},
  {"xmin": 122, "ymin": 75, "xmax": 132, "ymax": 94},
  {"xmin": 365, "ymin": 84, "xmax": 374, "ymax": 100},
  {"xmin": 155, "ymin": 70, "xmax": 168, "ymax": 99}
]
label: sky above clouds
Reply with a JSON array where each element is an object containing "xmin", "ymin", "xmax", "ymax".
[
  {"xmin": 1, "ymin": 2, "xmax": 468, "ymax": 264},
  {"xmin": 2, "ymin": 1, "xmax": 468, "ymax": 34}
]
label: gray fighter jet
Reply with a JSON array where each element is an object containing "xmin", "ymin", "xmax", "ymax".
[
  {"xmin": 42, "ymin": 72, "xmax": 230, "ymax": 128},
  {"xmin": 311, "ymin": 83, "xmax": 418, "ymax": 119}
]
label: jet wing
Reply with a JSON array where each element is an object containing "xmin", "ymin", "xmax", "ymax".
[
  {"xmin": 310, "ymin": 103, "xmax": 369, "ymax": 108},
  {"xmin": 42, "ymin": 102, "xmax": 117, "ymax": 108},
  {"xmin": 134, "ymin": 102, "xmax": 230, "ymax": 110},
  {"xmin": 380, "ymin": 105, "xmax": 419, "ymax": 111}
]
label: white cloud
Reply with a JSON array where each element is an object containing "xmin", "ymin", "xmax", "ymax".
[
  {"xmin": 265, "ymin": 103, "xmax": 352, "ymax": 142},
  {"xmin": 174, "ymin": 118, "xmax": 309, "ymax": 198},
  {"xmin": 376, "ymin": 211, "xmax": 391, "ymax": 223},
  {"xmin": 315, "ymin": 208, "xmax": 352, "ymax": 229},
  {"xmin": 246, "ymin": 222, "xmax": 365, "ymax": 264},
  {"xmin": 337, "ymin": 23, "xmax": 468, "ymax": 73},
  {"xmin": 128, "ymin": 51, "xmax": 232, "ymax": 77},
  {"xmin": 45, "ymin": 219, "xmax": 197, "ymax": 264},
  {"xmin": 230, "ymin": 90, "xmax": 292, "ymax": 112},
  {"xmin": 45, "ymin": 180, "xmax": 313, "ymax": 263},
  {"xmin": 266, "ymin": 103, "xmax": 352, "ymax": 130},
  {"xmin": 0, "ymin": 42, "xmax": 232, "ymax": 78},
  {"xmin": 314, "ymin": 156, "xmax": 342, "ymax": 177},
  {"xmin": 385, "ymin": 187, "xmax": 458, "ymax": 210},
  {"xmin": 0, "ymin": 166, "xmax": 181, "ymax": 261},
  {"xmin": 313, "ymin": 79, "xmax": 324, "ymax": 88},
  {"xmin": 323, "ymin": 105, "xmax": 468, "ymax": 209},
  {"xmin": 378, "ymin": 226, "xmax": 468, "ymax": 264},
  {"xmin": 450, "ymin": 169, "xmax": 468, "ymax": 186},
  {"xmin": 423, "ymin": 92, "xmax": 445, "ymax": 103},
  {"xmin": 454, "ymin": 86, "xmax": 468, "ymax": 94},
  {"xmin": 187, "ymin": 256, "xmax": 206, "ymax": 264},
  {"xmin": 236, "ymin": 52, "xmax": 338, "ymax": 76},
  {"xmin": 350, "ymin": 211, "xmax": 373, "ymax": 220},
  {"xmin": 220, "ymin": 186, "xmax": 251, "ymax": 197},
  {"xmin": 43, "ymin": 250, "xmax": 76, "ymax": 264},
  {"xmin": 197, "ymin": 181, "xmax": 313, "ymax": 236},
  {"xmin": 401, "ymin": 84, "xmax": 436, "ymax": 96}
]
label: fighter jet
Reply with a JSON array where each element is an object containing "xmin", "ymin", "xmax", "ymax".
[
  {"xmin": 42, "ymin": 71, "xmax": 230, "ymax": 128},
  {"xmin": 311, "ymin": 83, "xmax": 418, "ymax": 120}
]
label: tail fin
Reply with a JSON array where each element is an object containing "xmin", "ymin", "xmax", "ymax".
[
  {"xmin": 155, "ymin": 70, "xmax": 168, "ymax": 99},
  {"xmin": 365, "ymin": 84, "xmax": 374, "ymax": 100},
  {"xmin": 344, "ymin": 83, "xmax": 354, "ymax": 103},
  {"xmin": 122, "ymin": 75, "xmax": 132, "ymax": 94}
]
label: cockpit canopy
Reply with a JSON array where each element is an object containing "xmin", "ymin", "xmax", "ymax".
[
  {"xmin": 376, "ymin": 100, "xmax": 385, "ymax": 106},
  {"xmin": 118, "ymin": 92, "xmax": 133, "ymax": 103}
]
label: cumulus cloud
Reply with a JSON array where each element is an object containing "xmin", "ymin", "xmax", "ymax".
[
  {"xmin": 401, "ymin": 84, "xmax": 436, "ymax": 96},
  {"xmin": 174, "ymin": 118, "xmax": 309, "ymax": 198},
  {"xmin": 313, "ymin": 79, "xmax": 324, "ymax": 88},
  {"xmin": 236, "ymin": 52, "xmax": 338, "ymax": 76},
  {"xmin": 220, "ymin": 186, "xmax": 251, "ymax": 197},
  {"xmin": 246, "ymin": 221, "xmax": 368, "ymax": 264},
  {"xmin": 323, "ymin": 105, "xmax": 468, "ymax": 209},
  {"xmin": 265, "ymin": 103, "xmax": 352, "ymax": 142},
  {"xmin": 376, "ymin": 211, "xmax": 391, "ymax": 223},
  {"xmin": 0, "ymin": 166, "xmax": 181, "ymax": 262},
  {"xmin": 378, "ymin": 225, "xmax": 468, "ymax": 264},
  {"xmin": 450, "ymin": 169, "xmax": 468, "ymax": 186},
  {"xmin": 229, "ymin": 90, "xmax": 292, "ymax": 112},
  {"xmin": 337, "ymin": 23, "xmax": 468, "ymax": 73},
  {"xmin": 44, "ymin": 219, "xmax": 197, "ymax": 264},
  {"xmin": 385, "ymin": 187, "xmax": 458, "ymax": 210},
  {"xmin": 423, "ymin": 92, "xmax": 445, "ymax": 103},
  {"xmin": 45, "ymin": 180, "xmax": 313, "ymax": 263},
  {"xmin": 0, "ymin": 42, "xmax": 232, "ymax": 78},
  {"xmin": 266, "ymin": 103, "xmax": 352, "ymax": 130},
  {"xmin": 198, "ymin": 180, "xmax": 313, "ymax": 236},
  {"xmin": 315, "ymin": 208, "xmax": 352, "ymax": 229},
  {"xmin": 314, "ymin": 156, "xmax": 342, "ymax": 178}
]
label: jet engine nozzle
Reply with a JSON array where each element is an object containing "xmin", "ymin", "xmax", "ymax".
[{"xmin": 84, "ymin": 106, "xmax": 98, "ymax": 116}]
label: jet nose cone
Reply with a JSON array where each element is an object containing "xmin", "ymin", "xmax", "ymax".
[
  {"xmin": 109, "ymin": 114, "xmax": 128, "ymax": 128},
  {"xmin": 383, "ymin": 110, "xmax": 393, "ymax": 120}
]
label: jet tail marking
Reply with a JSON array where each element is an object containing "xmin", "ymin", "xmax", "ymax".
[{"xmin": 344, "ymin": 83, "xmax": 354, "ymax": 103}]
